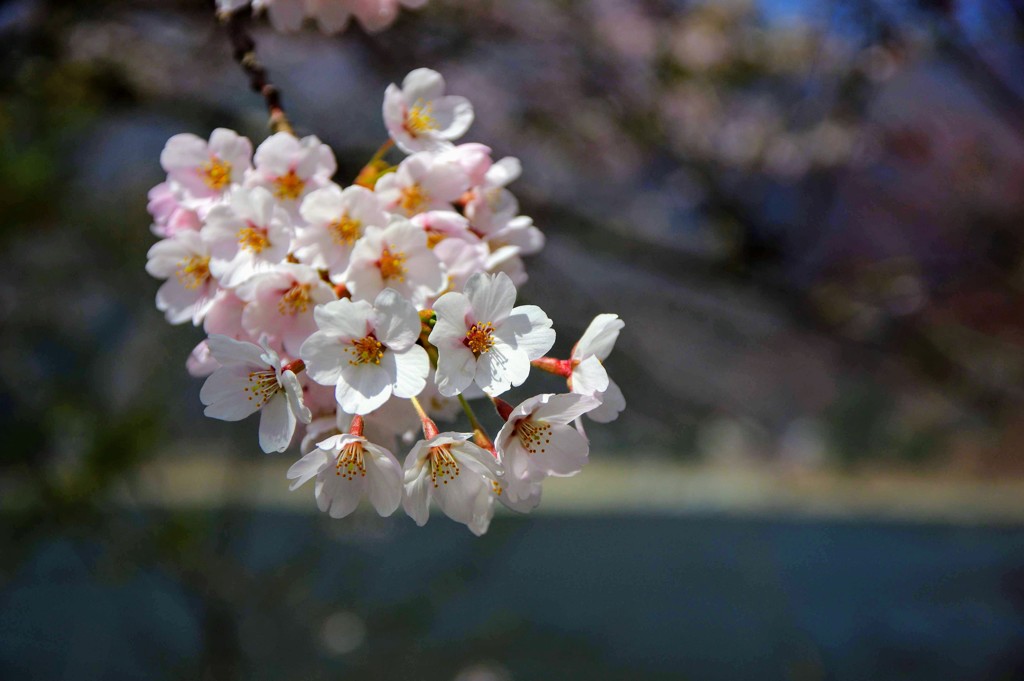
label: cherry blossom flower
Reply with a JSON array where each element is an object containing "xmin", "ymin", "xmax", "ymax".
[
  {"xmin": 482, "ymin": 214, "xmax": 545, "ymax": 256},
  {"xmin": 204, "ymin": 186, "xmax": 294, "ymax": 288},
  {"xmin": 287, "ymin": 432, "xmax": 403, "ymax": 517},
  {"xmin": 429, "ymin": 272, "xmax": 555, "ymax": 396},
  {"xmin": 464, "ymin": 156, "xmax": 521, "ymax": 234},
  {"xmin": 495, "ymin": 393, "xmax": 600, "ymax": 508},
  {"xmin": 571, "ymin": 314, "xmax": 626, "ymax": 423},
  {"xmin": 300, "ymin": 288, "xmax": 429, "ymax": 415},
  {"xmin": 148, "ymin": 182, "xmax": 201, "ymax": 237},
  {"xmin": 236, "ymin": 262, "xmax": 336, "ymax": 356},
  {"xmin": 146, "ymin": 230, "xmax": 217, "ymax": 325},
  {"xmin": 247, "ymin": 132, "xmax": 336, "ymax": 215},
  {"xmin": 294, "ymin": 183, "xmax": 387, "ymax": 274},
  {"xmin": 374, "ymin": 152, "xmax": 470, "ymax": 217},
  {"xmin": 200, "ymin": 335, "xmax": 312, "ymax": 453},
  {"xmin": 402, "ymin": 432, "xmax": 501, "ymax": 535},
  {"xmin": 160, "ymin": 128, "xmax": 252, "ymax": 208},
  {"xmin": 383, "ymin": 69, "xmax": 474, "ymax": 154},
  {"xmin": 343, "ymin": 217, "xmax": 445, "ymax": 306}
]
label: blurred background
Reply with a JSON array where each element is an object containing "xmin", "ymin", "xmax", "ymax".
[{"xmin": 3, "ymin": 0, "xmax": 1024, "ymax": 678}]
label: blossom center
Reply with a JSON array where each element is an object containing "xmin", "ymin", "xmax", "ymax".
[
  {"xmin": 175, "ymin": 255, "xmax": 211, "ymax": 289},
  {"xmin": 464, "ymin": 322, "xmax": 495, "ymax": 356},
  {"xmin": 429, "ymin": 445, "xmax": 460, "ymax": 487},
  {"xmin": 405, "ymin": 101, "xmax": 437, "ymax": 136},
  {"xmin": 274, "ymin": 169, "xmax": 306, "ymax": 201},
  {"xmin": 201, "ymin": 157, "xmax": 232, "ymax": 190},
  {"xmin": 516, "ymin": 417, "xmax": 552, "ymax": 455},
  {"xmin": 328, "ymin": 214, "xmax": 361, "ymax": 246},
  {"xmin": 242, "ymin": 368, "xmax": 281, "ymax": 408},
  {"xmin": 398, "ymin": 184, "xmax": 427, "ymax": 214},
  {"xmin": 348, "ymin": 334, "xmax": 384, "ymax": 366},
  {"xmin": 278, "ymin": 282, "xmax": 312, "ymax": 315},
  {"xmin": 378, "ymin": 246, "xmax": 407, "ymax": 281},
  {"xmin": 238, "ymin": 225, "xmax": 270, "ymax": 253},
  {"xmin": 335, "ymin": 441, "xmax": 367, "ymax": 480},
  {"xmin": 426, "ymin": 230, "xmax": 446, "ymax": 249}
]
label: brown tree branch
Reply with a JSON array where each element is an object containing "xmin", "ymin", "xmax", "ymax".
[{"xmin": 218, "ymin": 4, "xmax": 294, "ymax": 135}]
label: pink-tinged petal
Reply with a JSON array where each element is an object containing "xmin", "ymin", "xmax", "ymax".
[
  {"xmin": 187, "ymin": 340, "xmax": 218, "ymax": 378},
  {"xmin": 312, "ymin": 298, "xmax": 374, "ymax": 340},
  {"xmin": 503, "ymin": 305, "xmax": 555, "ymax": 360},
  {"xmin": 299, "ymin": 184, "xmax": 344, "ymax": 226},
  {"xmin": 465, "ymin": 272, "xmax": 516, "ymax": 325},
  {"xmin": 434, "ymin": 472, "xmax": 480, "ymax": 526},
  {"xmin": 430, "ymin": 96, "xmax": 474, "ymax": 140},
  {"xmin": 402, "ymin": 463, "xmax": 431, "ymax": 526},
  {"xmin": 159, "ymin": 133, "xmax": 207, "ymax": 173},
  {"xmin": 429, "ymin": 292, "xmax": 471, "ymax": 343},
  {"xmin": 587, "ymin": 379, "xmax": 625, "ymax": 423},
  {"xmin": 570, "ymin": 355, "xmax": 609, "ymax": 396},
  {"xmin": 156, "ymin": 279, "xmax": 201, "ymax": 325},
  {"xmin": 280, "ymin": 370, "xmax": 312, "ymax": 424},
  {"xmin": 476, "ymin": 341, "xmax": 529, "ymax": 396},
  {"xmin": 259, "ymin": 393, "xmax": 296, "ymax": 453},
  {"xmin": 206, "ymin": 334, "xmax": 267, "ymax": 366},
  {"xmin": 254, "ymin": 133, "xmax": 299, "ymax": 175},
  {"xmin": 533, "ymin": 393, "xmax": 601, "ymax": 425},
  {"xmin": 364, "ymin": 444, "xmax": 402, "ymax": 516},
  {"xmin": 201, "ymin": 371, "xmax": 261, "ymax": 422},
  {"xmin": 434, "ymin": 343, "xmax": 476, "ymax": 397},
  {"xmin": 266, "ymin": 0, "xmax": 306, "ymax": 31},
  {"xmin": 314, "ymin": 1, "xmax": 351, "ymax": 32},
  {"xmin": 372, "ymin": 288, "xmax": 421, "ymax": 351},
  {"xmin": 300, "ymin": 331, "xmax": 346, "ymax": 386},
  {"xmin": 337, "ymin": 362, "xmax": 392, "ymax": 415},
  {"xmin": 529, "ymin": 423, "xmax": 590, "ymax": 477},
  {"xmin": 323, "ymin": 474, "xmax": 365, "ymax": 518},
  {"xmin": 402, "ymin": 68, "xmax": 445, "ymax": 103},
  {"xmin": 387, "ymin": 344, "xmax": 429, "ymax": 399},
  {"xmin": 468, "ymin": 483, "xmax": 495, "ymax": 536},
  {"xmin": 287, "ymin": 448, "xmax": 329, "ymax": 491},
  {"xmin": 574, "ymin": 313, "xmax": 624, "ymax": 361}
]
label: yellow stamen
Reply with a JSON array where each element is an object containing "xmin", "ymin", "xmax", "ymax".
[
  {"xmin": 273, "ymin": 169, "xmax": 306, "ymax": 201},
  {"xmin": 278, "ymin": 282, "xmax": 312, "ymax": 315},
  {"xmin": 405, "ymin": 100, "xmax": 437, "ymax": 136},
  {"xmin": 464, "ymin": 322, "xmax": 495, "ymax": 356},
  {"xmin": 335, "ymin": 441, "xmax": 367, "ymax": 480},
  {"xmin": 200, "ymin": 157, "xmax": 232, "ymax": 190},
  {"xmin": 348, "ymin": 335, "xmax": 384, "ymax": 366},
  {"xmin": 238, "ymin": 226, "xmax": 270, "ymax": 253},
  {"xmin": 516, "ymin": 418, "xmax": 552, "ymax": 456},
  {"xmin": 378, "ymin": 246, "xmax": 407, "ymax": 281},
  {"xmin": 426, "ymin": 231, "xmax": 446, "ymax": 249},
  {"xmin": 398, "ymin": 184, "xmax": 427, "ymax": 215},
  {"xmin": 328, "ymin": 214, "xmax": 361, "ymax": 246},
  {"xmin": 175, "ymin": 255, "xmax": 211, "ymax": 289},
  {"xmin": 241, "ymin": 368, "xmax": 280, "ymax": 409},
  {"xmin": 429, "ymin": 444, "xmax": 460, "ymax": 488}
]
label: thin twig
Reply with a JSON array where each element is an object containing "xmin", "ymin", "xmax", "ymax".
[{"xmin": 219, "ymin": 5, "xmax": 294, "ymax": 135}]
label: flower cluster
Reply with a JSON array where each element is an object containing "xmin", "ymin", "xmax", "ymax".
[
  {"xmin": 146, "ymin": 68, "xmax": 625, "ymax": 534},
  {"xmin": 217, "ymin": 0, "xmax": 427, "ymax": 34}
]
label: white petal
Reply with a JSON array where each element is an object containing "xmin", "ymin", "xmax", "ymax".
[
  {"xmin": 372, "ymin": 288, "xmax": 421, "ymax": 351},
  {"xmin": 364, "ymin": 444, "xmax": 403, "ymax": 516},
  {"xmin": 387, "ymin": 345, "xmax": 429, "ymax": 399},
  {"xmin": 575, "ymin": 313, "xmax": 624, "ymax": 361},
  {"xmin": 587, "ymin": 379, "xmax": 626, "ymax": 423},
  {"xmin": 434, "ymin": 343, "xmax": 476, "ymax": 397},
  {"xmin": 287, "ymin": 449, "xmax": 330, "ymax": 491},
  {"xmin": 571, "ymin": 355, "xmax": 610, "ymax": 396},
  {"xmin": 504, "ymin": 305, "xmax": 555, "ymax": 360},
  {"xmin": 402, "ymin": 464, "xmax": 431, "ymax": 526},
  {"xmin": 529, "ymin": 423, "xmax": 589, "ymax": 477},
  {"xmin": 465, "ymin": 272, "xmax": 516, "ymax": 324},
  {"xmin": 259, "ymin": 393, "xmax": 296, "ymax": 453},
  {"xmin": 206, "ymin": 334, "xmax": 266, "ymax": 367},
  {"xmin": 402, "ymin": 68, "xmax": 445, "ymax": 103},
  {"xmin": 336, "ymin": 362, "xmax": 392, "ymax": 415},
  {"xmin": 533, "ymin": 393, "xmax": 601, "ymax": 425},
  {"xmin": 299, "ymin": 331, "xmax": 346, "ymax": 387}
]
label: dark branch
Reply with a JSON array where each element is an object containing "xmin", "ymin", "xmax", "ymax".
[{"xmin": 219, "ymin": 5, "xmax": 294, "ymax": 134}]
